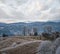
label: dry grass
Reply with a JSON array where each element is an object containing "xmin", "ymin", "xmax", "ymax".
[
  {"xmin": 10, "ymin": 36, "xmax": 46, "ymax": 40},
  {"xmin": 0, "ymin": 37, "xmax": 29, "ymax": 49},
  {"xmin": 0, "ymin": 42, "xmax": 41, "ymax": 54},
  {"xmin": 0, "ymin": 36, "xmax": 44, "ymax": 54}
]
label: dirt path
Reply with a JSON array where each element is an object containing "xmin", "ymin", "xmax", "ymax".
[
  {"xmin": 0, "ymin": 40, "xmax": 42, "ymax": 51},
  {"xmin": 0, "ymin": 40, "xmax": 43, "ymax": 54}
]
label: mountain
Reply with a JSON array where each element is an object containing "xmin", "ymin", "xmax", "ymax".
[{"xmin": 0, "ymin": 22, "xmax": 60, "ymax": 36}]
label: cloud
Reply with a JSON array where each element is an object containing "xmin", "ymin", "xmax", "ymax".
[{"xmin": 0, "ymin": 0, "xmax": 60, "ymax": 23}]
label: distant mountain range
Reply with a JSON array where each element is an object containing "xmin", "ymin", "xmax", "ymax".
[{"xmin": 0, "ymin": 22, "xmax": 60, "ymax": 36}]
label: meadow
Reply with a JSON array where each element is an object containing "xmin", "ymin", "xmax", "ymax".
[{"xmin": 0, "ymin": 36, "xmax": 43, "ymax": 54}]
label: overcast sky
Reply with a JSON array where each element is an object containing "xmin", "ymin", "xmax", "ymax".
[{"xmin": 0, "ymin": 0, "xmax": 60, "ymax": 23}]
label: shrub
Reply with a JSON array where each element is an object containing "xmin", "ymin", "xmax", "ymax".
[
  {"xmin": 51, "ymin": 38, "xmax": 60, "ymax": 54},
  {"xmin": 37, "ymin": 41, "xmax": 52, "ymax": 54},
  {"xmin": 56, "ymin": 47, "xmax": 60, "ymax": 54},
  {"xmin": 42, "ymin": 33, "xmax": 54, "ymax": 40}
]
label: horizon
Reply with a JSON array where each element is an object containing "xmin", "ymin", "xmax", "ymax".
[{"xmin": 0, "ymin": 21, "xmax": 60, "ymax": 24}]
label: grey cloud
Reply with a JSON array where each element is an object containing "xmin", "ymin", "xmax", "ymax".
[
  {"xmin": 0, "ymin": 0, "xmax": 60, "ymax": 23},
  {"xmin": 0, "ymin": 8, "xmax": 11, "ymax": 18},
  {"xmin": 12, "ymin": 11, "xmax": 25, "ymax": 20},
  {"xmin": 0, "ymin": 0, "xmax": 28, "ymax": 6}
]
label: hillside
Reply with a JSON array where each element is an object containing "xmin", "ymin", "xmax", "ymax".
[
  {"xmin": 0, "ymin": 36, "xmax": 42, "ymax": 54},
  {"xmin": 0, "ymin": 22, "xmax": 60, "ymax": 36}
]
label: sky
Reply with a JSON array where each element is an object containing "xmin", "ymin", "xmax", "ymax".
[{"xmin": 0, "ymin": 0, "xmax": 60, "ymax": 23}]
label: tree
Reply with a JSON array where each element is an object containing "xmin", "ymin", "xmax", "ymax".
[
  {"xmin": 27, "ymin": 28, "xmax": 30, "ymax": 36},
  {"xmin": 2, "ymin": 33, "xmax": 8, "ymax": 37},
  {"xmin": 55, "ymin": 32, "xmax": 60, "ymax": 38},
  {"xmin": 44, "ymin": 25, "xmax": 53, "ymax": 34},
  {"xmin": 42, "ymin": 32, "xmax": 54, "ymax": 40},
  {"xmin": 33, "ymin": 27, "xmax": 38, "ymax": 36},
  {"xmin": 23, "ymin": 26, "xmax": 26, "ymax": 36},
  {"xmin": 23, "ymin": 26, "xmax": 30, "ymax": 36}
]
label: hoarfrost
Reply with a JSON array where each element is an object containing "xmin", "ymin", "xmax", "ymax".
[
  {"xmin": 56, "ymin": 47, "xmax": 60, "ymax": 54},
  {"xmin": 51, "ymin": 38, "xmax": 60, "ymax": 54},
  {"xmin": 37, "ymin": 41, "xmax": 52, "ymax": 54}
]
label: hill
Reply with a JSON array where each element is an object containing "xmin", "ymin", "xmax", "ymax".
[{"xmin": 0, "ymin": 22, "xmax": 60, "ymax": 36}]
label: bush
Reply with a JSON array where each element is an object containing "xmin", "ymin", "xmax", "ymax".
[
  {"xmin": 42, "ymin": 33, "xmax": 54, "ymax": 40},
  {"xmin": 2, "ymin": 34, "xmax": 8, "ymax": 37},
  {"xmin": 51, "ymin": 38, "xmax": 60, "ymax": 54},
  {"xmin": 37, "ymin": 41, "xmax": 52, "ymax": 54},
  {"xmin": 56, "ymin": 47, "xmax": 60, "ymax": 54}
]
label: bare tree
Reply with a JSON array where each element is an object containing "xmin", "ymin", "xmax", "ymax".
[
  {"xmin": 33, "ymin": 27, "xmax": 38, "ymax": 36},
  {"xmin": 23, "ymin": 26, "xmax": 26, "ymax": 36},
  {"xmin": 44, "ymin": 25, "xmax": 53, "ymax": 34},
  {"xmin": 42, "ymin": 25, "xmax": 54, "ymax": 40},
  {"xmin": 27, "ymin": 28, "xmax": 30, "ymax": 36}
]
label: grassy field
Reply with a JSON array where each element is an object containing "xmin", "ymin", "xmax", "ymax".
[{"xmin": 0, "ymin": 36, "xmax": 44, "ymax": 54}]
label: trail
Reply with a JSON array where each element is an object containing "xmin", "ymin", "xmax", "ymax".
[{"xmin": 0, "ymin": 40, "xmax": 42, "ymax": 52}]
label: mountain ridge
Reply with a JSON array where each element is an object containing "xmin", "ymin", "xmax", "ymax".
[{"xmin": 0, "ymin": 22, "xmax": 60, "ymax": 36}]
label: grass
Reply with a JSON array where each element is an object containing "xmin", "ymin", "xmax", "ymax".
[
  {"xmin": 0, "ymin": 36, "xmax": 44, "ymax": 54},
  {"xmin": 0, "ymin": 42, "xmax": 40, "ymax": 54}
]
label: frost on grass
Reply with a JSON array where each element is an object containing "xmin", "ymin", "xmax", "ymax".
[
  {"xmin": 37, "ymin": 41, "xmax": 52, "ymax": 54},
  {"xmin": 56, "ymin": 47, "xmax": 60, "ymax": 54},
  {"xmin": 11, "ymin": 42, "xmax": 17, "ymax": 47},
  {"xmin": 2, "ymin": 52, "xmax": 7, "ymax": 54},
  {"xmin": 51, "ymin": 38, "xmax": 60, "ymax": 54},
  {"xmin": 54, "ymin": 38, "xmax": 60, "ymax": 47}
]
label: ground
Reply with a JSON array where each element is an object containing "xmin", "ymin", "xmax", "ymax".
[{"xmin": 0, "ymin": 36, "xmax": 43, "ymax": 54}]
